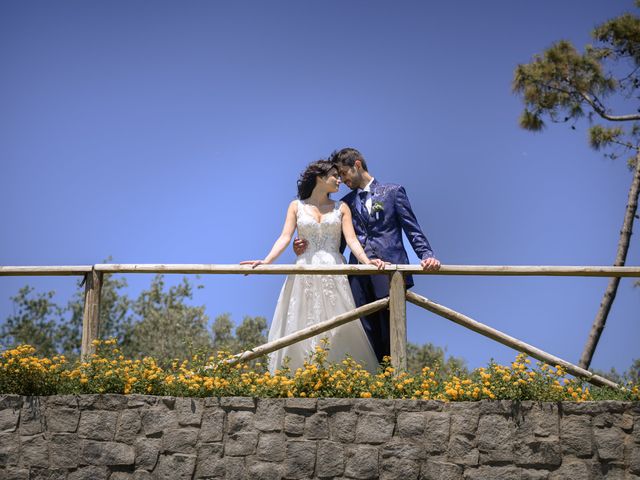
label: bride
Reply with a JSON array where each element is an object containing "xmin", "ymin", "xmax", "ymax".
[{"xmin": 241, "ymin": 160, "xmax": 384, "ymax": 374}]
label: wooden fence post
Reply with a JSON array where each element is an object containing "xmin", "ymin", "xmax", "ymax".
[
  {"xmin": 389, "ymin": 271, "xmax": 407, "ymax": 371},
  {"xmin": 81, "ymin": 268, "xmax": 103, "ymax": 360}
]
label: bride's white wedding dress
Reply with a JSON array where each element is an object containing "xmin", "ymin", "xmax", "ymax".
[{"xmin": 267, "ymin": 200, "xmax": 378, "ymax": 374}]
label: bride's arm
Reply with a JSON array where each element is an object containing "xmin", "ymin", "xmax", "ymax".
[
  {"xmin": 340, "ymin": 203, "xmax": 385, "ymax": 269},
  {"xmin": 241, "ymin": 201, "xmax": 298, "ymax": 267}
]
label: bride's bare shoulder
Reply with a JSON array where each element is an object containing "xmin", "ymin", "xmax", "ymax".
[{"xmin": 288, "ymin": 199, "xmax": 299, "ymax": 213}]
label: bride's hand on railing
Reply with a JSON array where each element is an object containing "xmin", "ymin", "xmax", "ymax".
[
  {"xmin": 366, "ymin": 258, "xmax": 387, "ymax": 270},
  {"xmin": 240, "ymin": 260, "xmax": 267, "ymax": 269}
]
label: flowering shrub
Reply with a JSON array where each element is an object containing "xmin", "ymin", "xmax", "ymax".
[{"xmin": 1, "ymin": 340, "xmax": 638, "ymax": 401}]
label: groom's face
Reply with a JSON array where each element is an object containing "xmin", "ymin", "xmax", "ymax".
[{"xmin": 338, "ymin": 163, "xmax": 362, "ymax": 191}]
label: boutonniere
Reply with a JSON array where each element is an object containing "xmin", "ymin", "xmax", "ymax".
[{"xmin": 372, "ymin": 200, "xmax": 384, "ymax": 220}]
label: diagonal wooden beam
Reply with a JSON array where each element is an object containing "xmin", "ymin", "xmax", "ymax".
[
  {"xmin": 229, "ymin": 298, "xmax": 390, "ymax": 365},
  {"xmin": 406, "ymin": 290, "xmax": 620, "ymax": 389}
]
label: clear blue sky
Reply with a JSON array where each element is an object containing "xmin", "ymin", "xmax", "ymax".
[{"xmin": 1, "ymin": 1, "xmax": 638, "ymax": 373}]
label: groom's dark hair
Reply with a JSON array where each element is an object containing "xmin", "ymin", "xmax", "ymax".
[{"xmin": 329, "ymin": 147, "xmax": 368, "ymax": 171}]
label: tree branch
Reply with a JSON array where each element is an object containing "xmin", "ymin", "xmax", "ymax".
[{"xmin": 579, "ymin": 91, "xmax": 640, "ymax": 121}]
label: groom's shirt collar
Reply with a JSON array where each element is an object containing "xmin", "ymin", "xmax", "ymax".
[{"xmin": 357, "ymin": 177, "xmax": 375, "ymax": 195}]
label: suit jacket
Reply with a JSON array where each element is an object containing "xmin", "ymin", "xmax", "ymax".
[{"xmin": 341, "ymin": 179, "xmax": 434, "ymax": 295}]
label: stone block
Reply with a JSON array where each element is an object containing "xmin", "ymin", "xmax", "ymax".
[
  {"xmin": 284, "ymin": 397, "xmax": 317, "ymax": 414},
  {"xmin": 247, "ymin": 460, "xmax": 283, "ymax": 480},
  {"xmin": 155, "ymin": 453, "xmax": 197, "ymax": 480},
  {"xmin": 19, "ymin": 399, "xmax": 44, "ymax": 435},
  {"xmin": 67, "ymin": 466, "xmax": 109, "ymax": 480},
  {"xmin": 80, "ymin": 440, "xmax": 135, "ymax": 466},
  {"xmin": 329, "ymin": 411, "xmax": 357, "ymax": 443},
  {"xmin": 46, "ymin": 407, "xmax": 80, "ymax": 433},
  {"xmin": 395, "ymin": 399, "xmax": 421, "ymax": 412},
  {"xmin": 397, "ymin": 412, "xmax": 425, "ymax": 438},
  {"xmin": 0, "ymin": 432, "xmax": 19, "ymax": 465},
  {"xmin": 561, "ymin": 415, "xmax": 592, "ymax": 457},
  {"xmin": 447, "ymin": 402, "xmax": 479, "ymax": 437},
  {"xmin": 355, "ymin": 413, "xmax": 394, "ymax": 444},
  {"xmin": 514, "ymin": 440, "xmax": 562, "ymax": 468},
  {"xmin": 447, "ymin": 434, "xmax": 479, "ymax": 466},
  {"xmin": 634, "ymin": 416, "xmax": 640, "ymax": 444},
  {"xmin": 194, "ymin": 443, "xmax": 225, "ymax": 478},
  {"xmin": 133, "ymin": 471, "xmax": 154, "ymax": 480},
  {"xmin": 317, "ymin": 398, "xmax": 353, "ymax": 412},
  {"xmin": 419, "ymin": 400, "xmax": 444, "ymax": 411},
  {"xmin": 284, "ymin": 440, "xmax": 316, "ymax": 479},
  {"xmin": 115, "ymin": 409, "xmax": 141, "ymax": 444},
  {"xmin": 477, "ymin": 414, "xmax": 514, "ymax": 463},
  {"xmin": 77, "ymin": 394, "xmax": 126, "ymax": 411},
  {"xmin": 227, "ymin": 411, "xmax": 255, "ymax": 434},
  {"xmin": 478, "ymin": 400, "xmax": 515, "ymax": 416},
  {"xmin": 345, "ymin": 444, "xmax": 378, "ymax": 479},
  {"xmin": 140, "ymin": 407, "xmax": 178, "ymax": 437},
  {"xmin": 526, "ymin": 403, "xmax": 559, "ymax": 438},
  {"xmin": 0, "ymin": 406, "xmax": 20, "ymax": 432},
  {"xmin": 463, "ymin": 465, "xmax": 523, "ymax": 480},
  {"xmin": 420, "ymin": 460, "xmax": 463, "ymax": 480},
  {"xmin": 49, "ymin": 433, "xmax": 80, "ymax": 468},
  {"xmin": 316, "ymin": 440, "xmax": 345, "ymax": 478},
  {"xmin": 594, "ymin": 426, "xmax": 625, "ymax": 461},
  {"xmin": 225, "ymin": 432, "xmax": 258, "ymax": 456},
  {"xmin": 127, "ymin": 395, "xmax": 158, "ymax": 409},
  {"xmin": 304, "ymin": 412, "xmax": 329, "ymax": 439},
  {"xmin": 284, "ymin": 414, "xmax": 305, "ymax": 437},
  {"xmin": 630, "ymin": 443, "xmax": 640, "ymax": 475},
  {"xmin": 78, "ymin": 410, "xmax": 118, "ymax": 440},
  {"xmin": 0, "ymin": 466, "xmax": 29, "ymax": 480},
  {"xmin": 135, "ymin": 438, "xmax": 160, "ymax": 471},
  {"xmin": 220, "ymin": 397, "xmax": 255, "ymax": 411},
  {"xmin": 175, "ymin": 397, "xmax": 203, "ymax": 427},
  {"xmin": 380, "ymin": 441, "xmax": 422, "ymax": 480},
  {"xmin": 20, "ymin": 434, "xmax": 48, "ymax": 467},
  {"xmin": 257, "ymin": 432, "xmax": 286, "ymax": 462},
  {"xmin": 520, "ymin": 469, "xmax": 549, "ymax": 480},
  {"xmin": 355, "ymin": 398, "xmax": 395, "ymax": 414},
  {"xmin": 0, "ymin": 395, "xmax": 23, "ymax": 410},
  {"xmin": 24, "ymin": 467, "xmax": 67, "ymax": 480},
  {"xmin": 254, "ymin": 399, "xmax": 285, "ymax": 432},
  {"xmin": 161, "ymin": 428, "xmax": 199, "ymax": 454},
  {"xmin": 225, "ymin": 456, "xmax": 247, "ymax": 480},
  {"xmin": 424, "ymin": 411, "xmax": 450, "ymax": 453},
  {"xmin": 200, "ymin": 408, "xmax": 225, "ymax": 442}
]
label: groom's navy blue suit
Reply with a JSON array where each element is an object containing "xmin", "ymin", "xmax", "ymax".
[{"xmin": 340, "ymin": 179, "xmax": 435, "ymax": 362}]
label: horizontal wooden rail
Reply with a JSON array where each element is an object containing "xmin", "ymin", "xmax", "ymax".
[
  {"xmin": 0, "ymin": 266, "xmax": 92, "ymax": 276},
  {"xmin": 406, "ymin": 290, "xmax": 620, "ymax": 389},
  {"xmin": 2, "ymin": 264, "xmax": 639, "ymax": 277}
]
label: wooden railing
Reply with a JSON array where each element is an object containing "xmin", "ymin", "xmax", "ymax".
[{"xmin": 2, "ymin": 264, "xmax": 640, "ymax": 390}]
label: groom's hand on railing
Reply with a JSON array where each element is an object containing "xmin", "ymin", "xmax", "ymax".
[
  {"xmin": 293, "ymin": 238, "xmax": 308, "ymax": 256},
  {"xmin": 421, "ymin": 257, "xmax": 441, "ymax": 271}
]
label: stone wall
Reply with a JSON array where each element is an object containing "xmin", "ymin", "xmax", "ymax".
[{"xmin": 0, "ymin": 395, "xmax": 638, "ymax": 479}]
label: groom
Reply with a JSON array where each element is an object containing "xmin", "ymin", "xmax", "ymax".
[{"xmin": 294, "ymin": 147, "xmax": 440, "ymax": 362}]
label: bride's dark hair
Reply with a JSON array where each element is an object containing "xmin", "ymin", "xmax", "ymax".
[{"xmin": 297, "ymin": 159, "xmax": 336, "ymax": 200}]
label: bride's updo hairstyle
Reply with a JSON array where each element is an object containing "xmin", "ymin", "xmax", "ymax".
[{"xmin": 297, "ymin": 159, "xmax": 336, "ymax": 200}]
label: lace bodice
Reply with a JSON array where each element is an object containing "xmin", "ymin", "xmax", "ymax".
[{"xmin": 296, "ymin": 200, "xmax": 342, "ymax": 256}]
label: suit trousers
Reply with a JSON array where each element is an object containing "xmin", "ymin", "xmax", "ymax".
[{"xmin": 348, "ymin": 274, "xmax": 391, "ymax": 363}]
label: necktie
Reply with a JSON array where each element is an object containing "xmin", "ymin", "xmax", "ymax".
[{"xmin": 358, "ymin": 191, "xmax": 369, "ymax": 217}]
